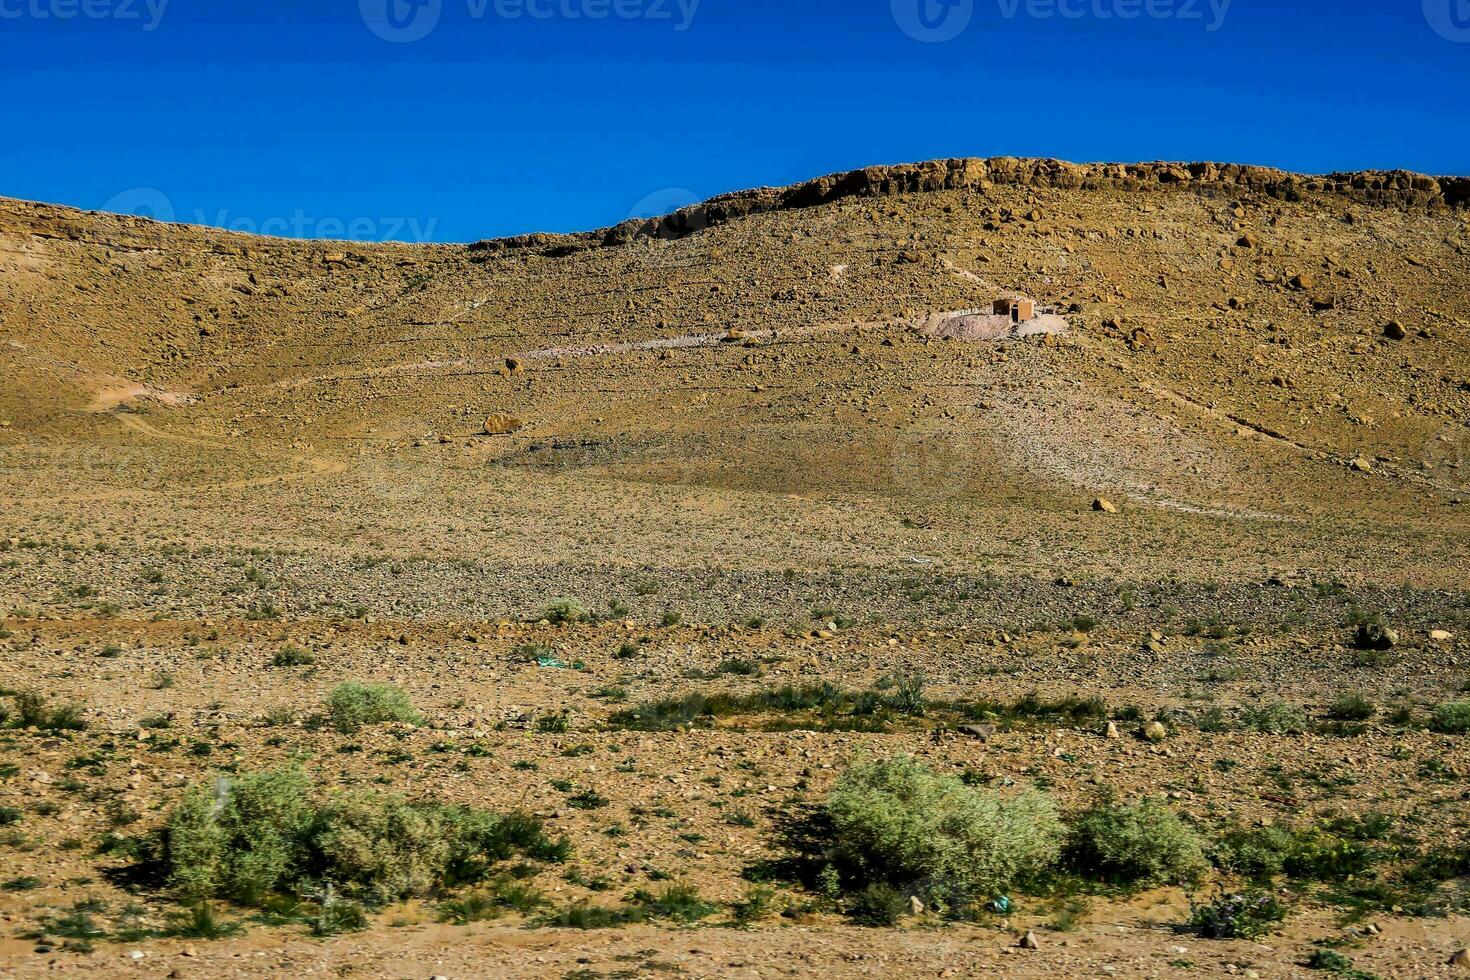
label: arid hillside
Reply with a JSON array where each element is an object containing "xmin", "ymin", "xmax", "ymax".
[{"xmin": 1, "ymin": 159, "xmax": 1469, "ymax": 979}]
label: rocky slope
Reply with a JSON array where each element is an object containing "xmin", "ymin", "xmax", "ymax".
[{"xmin": 1, "ymin": 159, "xmax": 1468, "ymax": 978}]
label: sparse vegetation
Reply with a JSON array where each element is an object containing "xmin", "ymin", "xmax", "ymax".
[
  {"xmin": 326, "ymin": 682, "xmax": 422, "ymax": 733},
  {"xmin": 1326, "ymin": 693, "xmax": 1377, "ymax": 722},
  {"xmin": 540, "ymin": 599, "xmax": 591, "ymax": 624},
  {"xmin": 145, "ymin": 768, "xmax": 568, "ymax": 913},
  {"xmin": 3, "ymin": 691, "xmax": 86, "ymax": 732},
  {"xmin": 1064, "ymin": 795, "xmax": 1209, "ymax": 886},
  {"xmin": 609, "ymin": 684, "xmax": 1110, "ymax": 733},
  {"xmin": 2, "ymin": 150, "xmax": 1467, "ymax": 975},
  {"xmin": 1429, "ymin": 701, "xmax": 1470, "ymax": 734},
  {"xmin": 271, "ymin": 645, "xmax": 315, "ymax": 668},
  {"xmin": 1188, "ymin": 889, "xmax": 1287, "ymax": 939},
  {"xmin": 167, "ymin": 902, "xmax": 244, "ymax": 939},
  {"xmin": 823, "ymin": 755, "xmax": 1063, "ymax": 912},
  {"xmin": 1240, "ymin": 701, "xmax": 1308, "ymax": 734}
]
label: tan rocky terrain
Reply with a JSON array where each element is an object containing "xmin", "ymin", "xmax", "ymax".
[{"xmin": 1, "ymin": 157, "xmax": 1469, "ymax": 978}]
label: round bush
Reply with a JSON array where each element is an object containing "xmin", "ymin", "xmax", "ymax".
[
  {"xmin": 825, "ymin": 755, "xmax": 1063, "ymax": 906},
  {"xmin": 1065, "ymin": 795, "xmax": 1208, "ymax": 886},
  {"xmin": 326, "ymin": 682, "xmax": 422, "ymax": 734},
  {"xmin": 1430, "ymin": 701, "xmax": 1470, "ymax": 734}
]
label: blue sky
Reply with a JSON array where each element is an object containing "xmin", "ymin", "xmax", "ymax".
[{"xmin": 0, "ymin": 0, "xmax": 1466, "ymax": 241}]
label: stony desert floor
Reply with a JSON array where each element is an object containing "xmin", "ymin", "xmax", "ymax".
[{"xmin": 1, "ymin": 158, "xmax": 1469, "ymax": 977}]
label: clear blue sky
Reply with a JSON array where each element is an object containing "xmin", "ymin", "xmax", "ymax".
[{"xmin": 1, "ymin": 0, "xmax": 1466, "ymax": 242}]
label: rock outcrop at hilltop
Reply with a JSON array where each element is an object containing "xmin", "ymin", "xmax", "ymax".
[{"xmin": 471, "ymin": 157, "xmax": 1470, "ymax": 257}]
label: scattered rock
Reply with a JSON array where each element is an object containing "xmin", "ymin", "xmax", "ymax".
[
  {"xmin": 1104, "ymin": 721, "xmax": 1120, "ymax": 739},
  {"xmin": 1355, "ymin": 622, "xmax": 1399, "ymax": 651},
  {"xmin": 483, "ymin": 413, "xmax": 524, "ymax": 436},
  {"xmin": 1431, "ymin": 629, "xmax": 1454, "ymax": 642},
  {"xmin": 1019, "ymin": 930, "xmax": 1040, "ymax": 950},
  {"xmin": 1349, "ymin": 457, "xmax": 1374, "ymax": 473},
  {"xmin": 1383, "ymin": 320, "xmax": 1407, "ymax": 340},
  {"xmin": 1449, "ymin": 949, "xmax": 1470, "ymax": 971},
  {"xmin": 1142, "ymin": 721, "xmax": 1167, "ymax": 743},
  {"xmin": 909, "ymin": 895, "xmax": 925, "ymax": 916},
  {"xmin": 1092, "ymin": 497, "xmax": 1118, "ymax": 514},
  {"xmin": 959, "ymin": 723, "xmax": 997, "ymax": 741}
]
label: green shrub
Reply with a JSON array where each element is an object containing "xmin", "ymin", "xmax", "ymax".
[
  {"xmin": 272, "ymin": 646, "xmax": 315, "ymax": 668},
  {"xmin": 1188, "ymin": 889, "xmax": 1286, "ymax": 939},
  {"xmin": 1212, "ymin": 825, "xmax": 1296, "ymax": 880},
  {"xmin": 730, "ymin": 885, "xmax": 775, "ymax": 926},
  {"xmin": 1305, "ymin": 949, "xmax": 1376, "ymax": 977},
  {"xmin": 308, "ymin": 888, "xmax": 368, "ymax": 936},
  {"xmin": 566, "ymin": 789, "xmax": 607, "ymax": 811},
  {"xmin": 167, "ymin": 902, "xmax": 243, "ymax": 939},
  {"xmin": 326, "ymin": 683, "xmax": 422, "ymax": 734},
  {"xmin": 539, "ymin": 902, "xmax": 641, "ymax": 929},
  {"xmin": 1326, "ymin": 694, "xmax": 1376, "ymax": 722},
  {"xmin": 1430, "ymin": 702, "xmax": 1470, "ymax": 734},
  {"xmin": 312, "ymin": 794, "xmax": 466, "ymax": 904},
  {"xmin": 845, "ymin": 883, "xmax": 910, "ymax": 925},
  {"xmin": 630, "ymin": 883, "xmax": 717, "ymax": 923},
  {"xmin": 1064, "ymin": 796, "xmax": 1208, "ymax": 886},
  {"xmin": 1241, "ymin": 701, "xmax": 1308, "ymax": 734},
  {"xmin": 825, "ymin": 755, "xmax": 1062, "ymax": 909},
  {"xmin": 540, "ymin": 599, "xmax": 590, "ymax": 624},
  {"xmin": 1280, "ymin": 829, "xmax": 1374, "ymax": 881},
  {"xmin": 155, "ymin": 769, "xmax": 567, "ymax": 909},
  {"xmin": 6, "ymin": 691, "xmax": 86, "ymax": 732},
  {"xmin": 437, "ymin": 891, "xmax": 501, "ymax": 924},
  {"xmin": 1212, "ymin": 824, "xmax": 1373, "ymax": 883},
  {"xmin": 883, "ymin": 670, "xmax": 927, "ymax": 717},
  {"xmin": 165, "ymin": 769, "xmax": 316, "ymax": 903}
]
